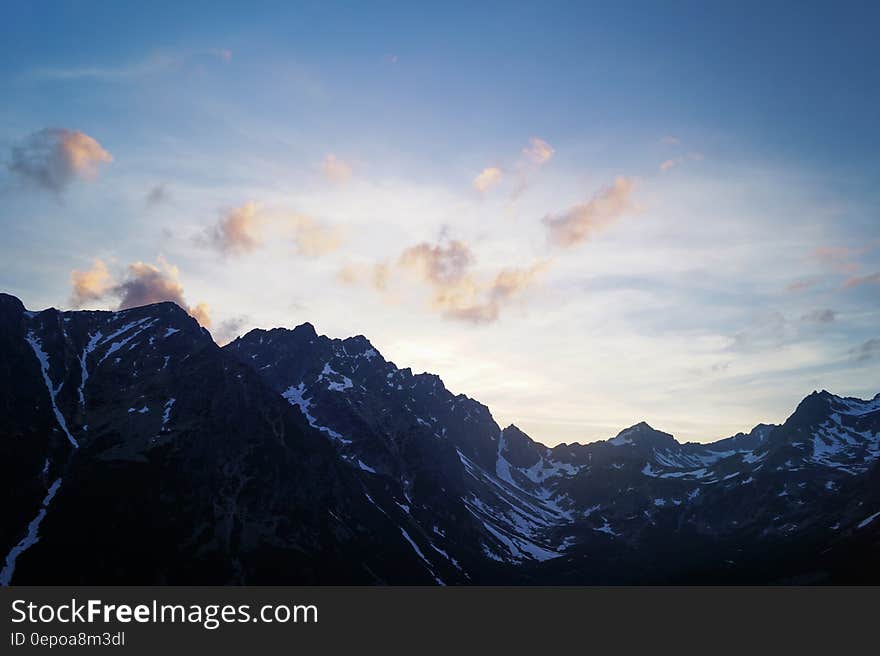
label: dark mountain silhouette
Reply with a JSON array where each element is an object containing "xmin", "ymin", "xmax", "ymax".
[{"xmin": 2, "ymin": 292, "xmax": 879, "ymax": 584}]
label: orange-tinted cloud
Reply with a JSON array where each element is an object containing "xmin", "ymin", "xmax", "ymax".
[
  {"xmin": 522, "ymin": 137, "xmax": 555, "ymax": 166},
  {"xmin": 399, "ymin": 240, "xmax": 475, "ymax": 287},
  {"xmin": 785, "ymin": 278, "xmax": 820, "ymax": 293},
  {"xmin": 285, "ymin": 214, "xmax": 343, "ymax": 257},
  {"xmin": 397, "ymin": 239, "xmax": 548, "ymax": 323},
  {"xmin": 473, "ymin": 167, "xmax": 503, "ymax": 193},
  {"xmin": 336, "ymin": 261, "xmax": 391, "ymax": 291},
  {"xmin": 10, "ymin": 128, "xmax": 112, "ymax": 192},
  {"xmin": 842, "ymin": 272, "xmax": 880, "ymax": 289},
  {"xmin": 208, "ymin": 202, "xmax": 263, "ymax": 255},
  {"xmin": 809, "ymin": 246, "xmax": 863, "ymax": 274},
  {"xmin": 321, "ymin": 154, "xmax": 353, "ymax": 183},
  {"xmin": 442, "ymin": 261, "xmax": 550, "ymax": 324},
  {"xmin": 70, "ymin": 259, "xmax": 115, "ymax": 307},
  {"xmin": 659, "ymin": 151, "xmax": 703, "ymax": 173},
  {"xmin": 69, "ymin": 257, "xmax": 211, "ymax": 327},
  {"xmin": 187, "ymin": 302, "xmax": 213, "ymax": 328},
  {"xmin": 542, "ymin": 176, "xmax": 636, "ymax": 248}
]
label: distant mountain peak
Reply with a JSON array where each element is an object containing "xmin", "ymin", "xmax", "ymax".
[{"xmin": 608, "ymin": 421, "xmax": 676, "ymax": 447}]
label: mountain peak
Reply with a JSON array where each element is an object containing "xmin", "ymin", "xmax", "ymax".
[
  {"xmin": 0, "ymin": 293, "xmax": 27, "ymax": 317},
  {"xmin": 608, "ymin": 421, "xmax": 677, "ymax": 447}
]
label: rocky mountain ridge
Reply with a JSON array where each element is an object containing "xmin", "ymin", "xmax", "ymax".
[{"xmin": 2, "ymin": 293, "xmax": 879, "ymax": 584}]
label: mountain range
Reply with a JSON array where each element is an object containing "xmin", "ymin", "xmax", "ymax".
[{"xmin": 2, "ymin": 291, "xmax": 878, "ymax": 585}]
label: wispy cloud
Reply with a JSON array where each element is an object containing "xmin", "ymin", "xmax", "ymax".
[
  {"xmin": 283, "ymin": 214, "xmax": 344, "ymax": 257},
  {"xmin": 810, "ymin": 245, "xmax": 863, "ymax": 274},
  {"xmin": 337, "ymin": 261, "xmax": 391, "ymax": 290},
  {"xmin": 521, "ymin": 137, "xmax": 555, "ymax": 166},
  {"xmin": 473, "ymin": 166, "xmax": 503, "ymax": 193},
  {"xmin": 800, "ymin": 308, "xmax": 836, "ymax": 323},
  {"xmin": 659, "ymin": 152, "xmax": 703, "ymax": 172},
  {"xmin": 542, "ymin": 176, "xmax": 636, "ymax": 248},
  {"xmin": 145, "ymin": 184, "xmax": 170, "ymax": 207},
  {"xmin": 320, "ymin": 154, "xmax": 353, "ymax": 183},
  {"xmin": 29, "ymin": 49, "xmax": 232, "ymax": 82},
  {"xmin": 842, "ymin": 272, "xmax": 880, "ymax": 289},
  {"xmin": 213, "ymin": 315, "xmax": 249, "ymax": 345},
  {"xmin": 786, "ymin": 278, "xmax": 820, "ymax": 293},
  {"xmin": 8, "ymin": 128, "xmax": 112, "ymax": 193},
  {"xmin": 850, "ymin": 337, "xmax": 880, "ymax": 362}
]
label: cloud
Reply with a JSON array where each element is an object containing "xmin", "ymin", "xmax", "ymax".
[
  {"xmin": 207, "ymin": 202, "xmax": 263, "ymax": 255},
  {"xmin": 209, "ymin": 49, "xmax": 233, "ymax": 63},
  {"xmin": 842, "ymin": 272, "xmax": 880, "ymax": 289},
  {"xmin": 114, "ymin": 259, "xmax": 211, "ymax": 326},
  {"xmin": 321, "ymin": 154, "xmax": 353, "ymax": 183},
  {"xmin": 284, "ymin": 214, "xmax": 343, "ymax": 257},
  {"xmin": 69, "ymin": 257, "xmax": 211, "ymax": 326},
  {"xmin": 850, "ymin": 337, "xmax": 880, "ymax": 362},
  {"xmin": 521, "ymin": 137, "xmax": 555, "ymax": 166},
  {"xmin": 30, "ymin": 49, "xmax": 232, "ymax": 81},
  {"xmin": 810, "ymin": 245, "xmax": 862, "ymax": 274},
  {"xmin": 399, "ymin": 240, "xmax": 475, "ymax": 286},
  {"xmin": 786, "ymin": 278, "xmax": 819, "ymax": 293},
  {"xmin": 336, "ymin": 261, "xmax": 391, "ymax": 291},
  {"xmin": 145, "ymin": 184, "xmax": 170, "ymax": 207},
  {"xmin": 187, "ymin": 302, "xmax": 212, "ymax": 328},
  {"xmin": 114, "ymin": 258, "xmax": 187, "ymax": 309},
  {"xmin": 9, "ymin": 128, "xmax": 112, "ymax": 193},
  {"xmin": 396, "ymin": 238, "xmax": 548, "ymax": 323},
  {"xmin": 443, "ymin": 261, "xmax": 550, "ymax": 324},
  {"xmin": 800, "ymin": 309, "xmax": 836, "ymax": 323},
  {"xmin": 542, "ymin": 176, "xmax": 636, "ymax": 248},
  {"xmin": 659, "ymin": 152, "xmax": 703, "ymax": 173},
  {"xmin": 340, "ymin": 237, "xmax": 547, "ymax": 323},
  {"xmin": 213, "ymin": 315, "xmax": 249, "ymax": 345},
  {"xmin": 70, "ymin": 259, "xmax": 115, "ymax": 307},
  {"xmin": 730, "ymin": 312, "xmax": 790, "ymax": 351},
  {"xmin": 473, "ymin": 167, "xmax": 503, "ymax": 193}
]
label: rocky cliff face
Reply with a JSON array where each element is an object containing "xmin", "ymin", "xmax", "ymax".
[{"xmin": 2, "ymin": 292, "xmax": 879, "ymax": 584}]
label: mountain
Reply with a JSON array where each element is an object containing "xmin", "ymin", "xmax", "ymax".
[{"xmin": 2, "ymin": 292, "xmax": 879, "ymax": 584}]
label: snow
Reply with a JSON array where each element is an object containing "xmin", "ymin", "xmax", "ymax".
[
  {"xmin": 398, "ymin": 527, "xmax": 445, "ymax": 585},
  {"xmin": 162, "ymin": 398, "xmax": 175, "ymax": 426},
  {"xmin": 164, "ymin": 327, "xmax": 179, "ymax": 337},
  {"xmin": 0, "ymin": 478, "xmax": 62, "ymax": 586},
  {"xmin": 318, "ymin": 362, "xmax": 353, "ymax": 392},
  {"xmin": 99, "ymin": 318, "xmax": 158, "ymax": 364},
  {"xmin": 25, "ymin": 333, "xmax": 78, "ymax": 448},
  {"xmin": 857, "ymin": 510, "xmax": 880, "ymax": 529},
  {"xmin": 653, "ymin": 498, "xmax": 666, "ymax": 507},
  {"xmin": 76, "ymin": 331, "xmax": 102, "ymax": 406},
  {"xmin": 357, "ymin": 459, "xmax": 377, "ymax": 474},
  {"xmin": 495, "ymin": 431, "xmax": 520, "ymax": 488},
  {"xmin": 361, "ymin": 348, "xmax": 378, "ymax": 361},
  {"xmin": 430, "ymin": 544, "xmax": 463, "ymax": 571},
  {"xmin": 594, "ymin": 518, "xmax": 619, "ymax": 536},
  {"xmin": 281, "ymin": 383, "xmax": 351, "ymax": 443}
]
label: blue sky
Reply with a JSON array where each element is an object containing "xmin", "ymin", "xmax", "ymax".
[{"xmin": 1, "ymin": 1, "xmax": 878, "ymax": 444}]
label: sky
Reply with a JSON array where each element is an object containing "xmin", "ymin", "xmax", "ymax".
[{"xmin": 1, "ymin": 1, "xmax": 878, "ymax": 445}]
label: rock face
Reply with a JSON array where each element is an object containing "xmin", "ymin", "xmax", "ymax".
[{"xmin": 2, "ymin": 292, "xmax": 879, "ymax": 584}]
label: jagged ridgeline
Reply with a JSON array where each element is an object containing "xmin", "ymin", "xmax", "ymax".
[{"xmin": 1, "ymin": 292, "xmax": 879, "ymax": 585}]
